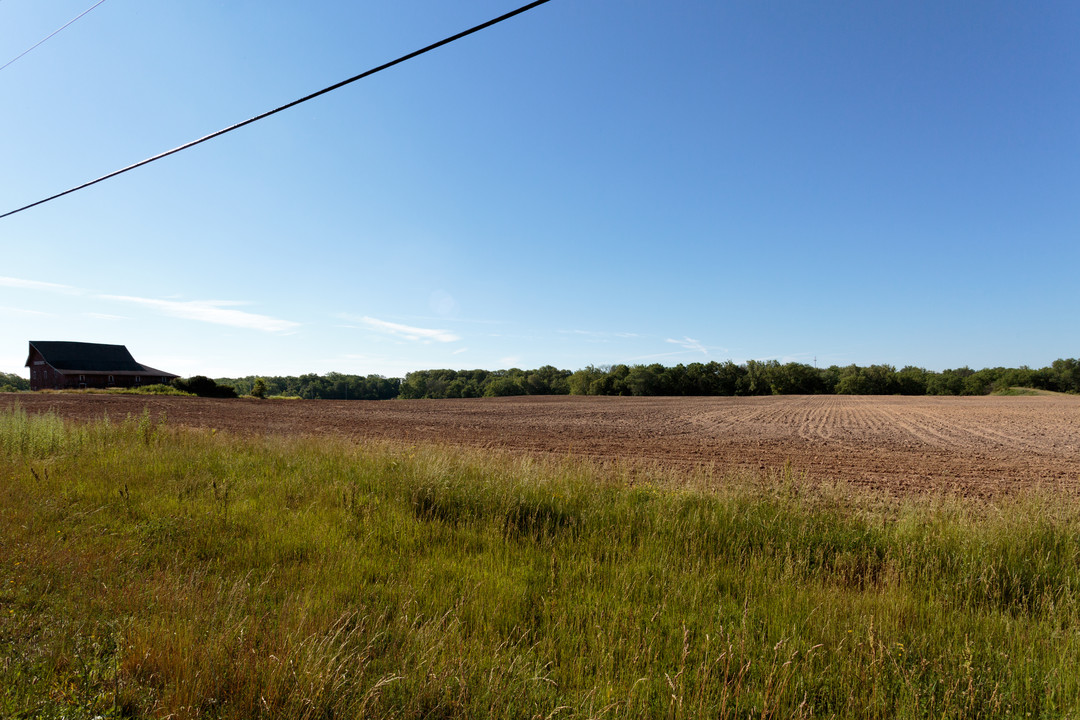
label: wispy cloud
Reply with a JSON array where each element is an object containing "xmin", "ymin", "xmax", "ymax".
[
  {"xmin": 403, "ymin": 314, "xmax": 505, "ymax": 327},
  {"xmin": 0, "ymin": 277, "xmax": 296, "ymax": 333},
  {"xmin": 666, "ymin": 337, "xmax": 709, "ymax": 355},
  {"xmin": 0, "ymin": 276, "xmax": 81, "ymax": 294},
  {"xmin": 355, "ymin": 316, "xmax": 460, "ymax": 343},
  {"xmin": 0, "ymin": 305, "xmax": 52, "ymax": 317},
  {"xmin": 102, "ymin": 295, "xmax": 299, "ymax": 333}
]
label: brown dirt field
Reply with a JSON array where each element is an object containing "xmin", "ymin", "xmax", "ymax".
[{"xmin": 4, "ymin": 393, "xmax": 1080, "ymax": 497}]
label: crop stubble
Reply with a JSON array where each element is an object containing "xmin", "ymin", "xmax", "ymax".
[{"xmin": 4, "ymin": 393, "xmax": 1079, "ymax": 497}]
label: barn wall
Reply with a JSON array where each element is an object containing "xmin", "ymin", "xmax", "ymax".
[
  {"xmin": 27, "ymin": 348, "xmax": 47, "ymax": 391},
  {"xmin": 27, "ymin": 344, "xmax": 175, "ymax": 391}
]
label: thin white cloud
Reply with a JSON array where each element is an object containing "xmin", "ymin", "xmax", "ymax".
[
  {"xmin": 666, "ymin": 337, "xmax": 709, "ymax": 355},
  {"xmin": 84, "ymin": 312, "xmax": 128, "ymax": 320},
  {"xmin": 355, "ymin": 316, "xmax": 460, "ymax": 343},
  {"xmin": 0, "ymin": 305, "xmax": 52, "ymax": 317},
  {"xmin": 403, "ymin": 314, "xmax": 505, "ymax": 326},
  {"xmin": 500, "ymin": 356, "xmax": 523, "ymax": 366},
  {"xmin": 0, "ymin": 276, "xmax": 81, "ymax": 294},
  {"xmin": 101, "ymin": 295, "xmax": 299, "ymax": 333}
]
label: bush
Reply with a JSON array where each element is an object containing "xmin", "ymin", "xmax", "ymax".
[
  {"xmin": 173, "ymin": 376, "xmax": 238, "ymax": 398},
  {"xmin": 127, "ymin": 384, "xmax": 193, "ymax": 396},
  {"xmin": 0, "ymin": 372, "xmax": 30, "ymax": 391}
]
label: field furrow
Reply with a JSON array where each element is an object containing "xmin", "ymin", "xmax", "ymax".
[{"xmin": 4, "ymin": 392, "xmax": 1080, "ymax": 498}]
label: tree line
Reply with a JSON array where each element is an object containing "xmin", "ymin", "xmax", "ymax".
[
  {"xmin": 4, "ymin": 360, "xmax": 1078, "ymax": 398},
  {"xmin": 559, "ymin": 360, "xmax": 1080, "ymax": 397},
  {"xmin": 386, "ymin": 359, "xmax": 1080, "ymax": 398},
  {"xmin": 209, "ymin": 359, "xmax": 1078, "ymax": 399},
  {"xmin": 215, "ymin": 373, "xmax": 400, "ymax": 400}
]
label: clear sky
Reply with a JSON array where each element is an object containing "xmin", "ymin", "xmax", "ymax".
[{"xmin": 2, "ymin": 1, "xmax": 1077, "ymax": 379}]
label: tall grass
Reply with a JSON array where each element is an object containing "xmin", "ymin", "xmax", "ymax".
[{"xmin": 2, "ymin": 406, "xmax": 1080, "ymax": 718}]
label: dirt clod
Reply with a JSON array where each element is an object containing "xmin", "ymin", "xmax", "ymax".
[{"xmin": 5, "ymin": 393, "xmax": 1079, "ymax": 498}]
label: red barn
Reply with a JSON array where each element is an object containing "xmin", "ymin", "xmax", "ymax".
[{"xmin": 25, "ymin": 341, "xmax": 178, "ymax": 391}]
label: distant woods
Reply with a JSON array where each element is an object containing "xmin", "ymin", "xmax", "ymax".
[
  {"xmin": 0, "ymin": 372, "xmax": 30, "ymax": 392},
  {"xmin": 217, "ymin": 373, "xmax": 401, "ymax": 400},
  {"xmin": 210, "ymin": 359, "xmax": 1080, "ymax": 400},
  {"xmin": 3, "ymin": 363, "xmax": 1078, "ymax": 399}
]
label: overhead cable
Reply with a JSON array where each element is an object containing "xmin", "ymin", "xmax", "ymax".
[
  {"xmin": 1, "ymin": 0, "xmax": 553, "ymax": 220},
  {"xmin": 0, "ymin": 0, "xmax": 108, "ymax": 73}
]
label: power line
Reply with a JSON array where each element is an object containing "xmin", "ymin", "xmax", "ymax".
[
  {"xmin": 0, "ymin": 0, "xmax": 108, "ymax": 73},
  {"xmin": 1, "ymin": 0, "xmax": 554, "ymax": 220}
]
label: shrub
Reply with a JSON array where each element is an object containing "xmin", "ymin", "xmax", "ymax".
[
  {"xmin": 127, "ymin": 384, "xmax": 193, "ymax": 396},
  {"xmin": 173, "ymin": 375, "xmax": 238, "ymax": 398}
]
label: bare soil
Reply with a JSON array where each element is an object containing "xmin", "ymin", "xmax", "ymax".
[{"xmin": 5, "ymin": 393, "xmax": 1080, "ymax": 497}]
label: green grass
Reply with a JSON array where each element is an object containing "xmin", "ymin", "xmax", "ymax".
[
  {"xmin": 2, "ymin": 406, "xmax": 1080, "ymax": 718},
  {"xmin": 991, "ymin": 387, "xmax": 1063, "ymax": 397},
  {"xmin": 34, "ymin": 385, "xmax": 193, "ymax": 397}
]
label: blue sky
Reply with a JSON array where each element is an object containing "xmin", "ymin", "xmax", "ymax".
[{"xmin": 2, "ymin": 1, "xmax": 1077, "ymax": 378}]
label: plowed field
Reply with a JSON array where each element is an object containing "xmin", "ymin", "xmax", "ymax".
[{"xmin": 5, "ymin": 393, "xmax": 1080, "ymax": 497}]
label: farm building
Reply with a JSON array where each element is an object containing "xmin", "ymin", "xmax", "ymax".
[{"xmin": 25, "ymin": 341, "xmax": 178, "ymax": 391}]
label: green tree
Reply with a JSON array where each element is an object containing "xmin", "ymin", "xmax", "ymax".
[
  {"xmin": 680, "ymin": 363, "xmax": 713, "ymax": 395},
  {"xmin": 175, "ymin": 376, "xmax": 238, "ymax": 398},
  {"xmin": 1050, "ymin": 358, "xmax": 1080, "ymax": 393},
  {"xmin": 767, "ymin": 362, "xmax": 823, "ymax": 395},
  {"xmin": 896, "ymin": 366, "xmax": 930, "ymax": 395},
  {"xmin": 484, "ymin": 376, "xmax": 526, "ymax": 397},
  {"xmin": 568, "ymin": 366, "xmax": 604, "ymax": 395},
  {"xmin": 738, "ymin": 360, "xmax": 770, "ymax": 395},
  {"xmin": 714, "ymin": 361, "xmax": 744, "ymax": 395},
  {"xmin": 625, "ymin": 364, "xmax": 664, "ymax": 396},
  {"xmin": 0, "ymin": 372, "xmax": 29, "ymax": 391},
  {"xmin": 835, "ymin": 365, "xmax": 871, "ymax": 395},
  {"xmin": 398, "ymin": 372, "xmax": 428, "ymax": 399},
  {"xmin": 251, "ymin": 377, "xmax": 267, "ymax": 399},
  {"xmin": 818, "ymin": 366, "xmax": 842, "ymax": 394},
  {"xmin": 992, "ymin": 366, "xmax": 1036, "ymax": 393}
]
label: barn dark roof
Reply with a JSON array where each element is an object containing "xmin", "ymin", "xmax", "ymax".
[{"xmin": 26, "ymin": 341, "xmax": 178, "ymax": 378}]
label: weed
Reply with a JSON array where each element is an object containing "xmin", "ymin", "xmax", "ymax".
[{"xmin": 3, "ymin": 406, "xmax": 1080, "ymax": 717}]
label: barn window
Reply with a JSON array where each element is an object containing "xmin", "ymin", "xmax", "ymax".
[
  {"xmin": 79, "ymin": 375, "xmax": 85, "ymax": 382},
  {"xmin": 108, "ymin": 375, "xmax": 115, "ymax": 384},
  {"xmin": 135, "ymin": 376, "xmax": 141, "ymax": 383}
]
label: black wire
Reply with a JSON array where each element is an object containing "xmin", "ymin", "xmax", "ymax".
[
  {"xmin": 1, "ymin": 0, "xmax": 553, "ymax": 220},
  {"xmin": 0, "ymin": 0, "xmax": 109, "ymax": 73}
]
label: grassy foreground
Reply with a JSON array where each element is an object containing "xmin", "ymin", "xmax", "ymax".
[{"xmin": 1, "ymin": 407, "xmax": 1079, "ymax": 719}]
